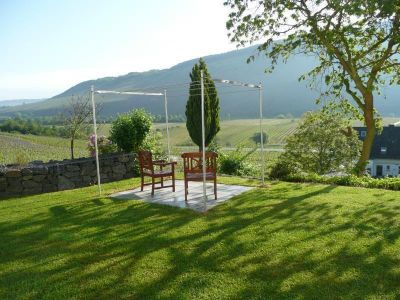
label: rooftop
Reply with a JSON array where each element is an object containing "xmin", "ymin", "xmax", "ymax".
[{"xmin": 354, "ymin": 125, "xmax": 400, "ymax": 160}]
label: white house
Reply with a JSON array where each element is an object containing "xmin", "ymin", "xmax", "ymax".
[{"xmin": 354, "ymin": 123, "xmax": 400, "ymax": 177}]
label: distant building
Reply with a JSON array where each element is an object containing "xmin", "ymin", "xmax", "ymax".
[{"xmin": 354, "ymin": 124, "xmax": 400, "ymax": 177}]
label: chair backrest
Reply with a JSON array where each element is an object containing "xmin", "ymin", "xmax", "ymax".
[
  {"xmin": 138, "ymin": 151, "xmax": 154, "ymax": 174},
  {"xmin": 181, "ymin": 152, "xmax": 218, "ymax": 174}
]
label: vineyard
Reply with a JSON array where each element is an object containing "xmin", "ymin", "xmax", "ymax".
[
  {"xmin": 0, "ymin": 119, "xmax": 296, "ymax": 166},
  {"xmin": 4, "ymin": 117, "xmax": 397, "ymax": 167},
  {"xmin": 153, "ymin": 118, "xmax": 299, "ymax": 147},
  {"xmin": 0, "ymin": 132, "xmax": 88, "ymax": 165}
]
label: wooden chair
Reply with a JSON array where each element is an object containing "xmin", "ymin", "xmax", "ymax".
[
  {"xmin": 138, "ymin": 151, "xmax": 176, "ymax": 196},
  {"xmin": 181, "ymin": 152, "xmax": 218, "ymax": 202}
]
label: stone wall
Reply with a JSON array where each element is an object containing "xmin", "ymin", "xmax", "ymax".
[{"xmin": 0, "ymin": 153, "xmax": 136, "ymax": 198}]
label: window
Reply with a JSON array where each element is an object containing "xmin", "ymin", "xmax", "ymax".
[
  {"xmin": 381, "ymin": 147, "xmax": 387, "ymax": 154},
  {"xmin": 386, "ymin": 165, "xmax": 391, "ymax": 170},
  {"xmin": 398, "ymin": 166, "xmax": 400, "ymax": 175},
  {"xmin": 361, "ymin": 131, "xmax": 366, "ymax": 137}
]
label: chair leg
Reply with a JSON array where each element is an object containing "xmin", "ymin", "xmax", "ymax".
[
  {"xmin": 172, "ymin": 164, "xmax": 175, "ymax": 192},
  {"xmin": 184, "ymin": 180, "xmax": 188, "ymax": 202},
  {"xmin": 161, "ymin": 167, "xmax": 164, "ymax": 187},
  {"xmin": 151, "ymin": 177, "xmax": 155, "ymax": 196},
  {"xmin": 214, "ymin": 178, "xmax": 217, "ymax": 200},
  {"xmin": 141, "ymin": 175, "xmax": 144, "ymax": 191}
]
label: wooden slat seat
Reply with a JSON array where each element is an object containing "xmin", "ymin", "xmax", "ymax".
[
  {"xmin": 186, "ymin": 172, "xmax": 215, "ymax": 180},
  {"xmin": 143, "ymin": 169, "xmax": 174, "ymax": 177}
]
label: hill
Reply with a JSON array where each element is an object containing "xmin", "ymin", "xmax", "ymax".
[
  {"xmin": 0, "ymin": 98, "xmax": 45, "ymax": 107},
  {"xmin": 1, "ymin": 45, "xmax": 399, "ymax": 119}
]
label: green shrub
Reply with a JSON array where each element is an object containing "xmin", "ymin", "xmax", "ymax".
[
  {"xmin": 87, "ymin": 135, "xmax": 117, "ymax": 156},
  {"xmin": 269, "ymin": 159, "xmax": 293, "ymax": 179},
  {"xmin": 219, "ymin": 145, "xmax": 257, "ymax": 176},
  {"xmin": 109, "ymin": 109, "xmax": 152, "ymax": 153},
  {"xmin": 15, "ymin": 152, "xmax": 29, "ymax": 166},
  {"xmin": 131, "ymin": 131, "xmax": 167, "ymax": 177},
  {"xmin": 280, "ymin": 173, "xmax": 400, "ymax": 191},
  {"xmin": 141, "ymin": 131, "xmax": 167, "ymax": 161}
]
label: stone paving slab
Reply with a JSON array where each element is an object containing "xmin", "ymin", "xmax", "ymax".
[{"xmin": 110, "ymin": 180, "xmax": 253, "ymax": 212}]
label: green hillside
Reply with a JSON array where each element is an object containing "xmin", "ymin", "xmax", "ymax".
[{"xmin": 2, "ymin": 44, "xmax": 399, "ymax": 119}]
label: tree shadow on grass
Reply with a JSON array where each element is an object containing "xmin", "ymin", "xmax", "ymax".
[{"xmin": 1, "ymin": 182, "xmax": 400, "ymax": 299}]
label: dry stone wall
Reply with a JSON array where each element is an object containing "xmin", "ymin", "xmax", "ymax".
[{"xmin": 0, "ymin": 153, "xmax": 136, "ymax": 198}]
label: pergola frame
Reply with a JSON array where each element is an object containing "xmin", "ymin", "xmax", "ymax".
[
  {"xmin": 90, "ymin": 77, "xmax": 265, "ymax": 211},
  {"xmin": 197, "ymin": 76, "xmax": 264, "ymax": 210},
  {"xmin": 90, "ymin": 86, "xmax": 170, "ymax": 195}
]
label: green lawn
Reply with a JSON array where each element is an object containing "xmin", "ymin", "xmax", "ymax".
[{"xmin": 1, "ymin": 178, "xmax": 400, "ymax": 299}]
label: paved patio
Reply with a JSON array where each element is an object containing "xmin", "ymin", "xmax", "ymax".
[{"xmin": 110, "ymin": 180, "xmax": 253, "ymax": 212}]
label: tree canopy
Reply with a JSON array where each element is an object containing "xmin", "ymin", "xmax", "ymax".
[{"xmin": 225, "ymin": 0, "xmax": 400, "ymax": 174}]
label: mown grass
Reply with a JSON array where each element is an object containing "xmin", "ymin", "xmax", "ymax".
[{"xmin": 1, "ymin": 177, "xmax": 400, "ymax": 299}]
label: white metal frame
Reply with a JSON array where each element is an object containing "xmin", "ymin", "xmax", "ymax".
[
  {"xmin": 90, "ymin": 86, "xmax": 170, "ymax": 195},
  {"xmin": 199, "ymin": 77, "xmax": 265, "ymax": 210},
  {"xmin": 90, "ymin": 77, "xmax": 265, "ymax": 207},
  {"xmin": 212, "ymin": 78, "xmax": 265, "ymax": 184}
]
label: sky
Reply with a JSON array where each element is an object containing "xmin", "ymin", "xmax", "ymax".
[{"xmin": 0, "ymin": 0, "xmax": 236, "ymax": 99}]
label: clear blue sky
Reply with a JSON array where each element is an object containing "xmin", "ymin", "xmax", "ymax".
[{"xmin": 0, "ymin": 0, "xmax": 235, "ymax": 99}]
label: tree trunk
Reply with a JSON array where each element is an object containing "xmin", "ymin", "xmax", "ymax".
[
  {"xmin": 70, "ymin": 138, "xmax": 74, "ymax": 160},
  {"xmin": 355, "ymin": 94, "xmax": 375, "ymax": 175}
]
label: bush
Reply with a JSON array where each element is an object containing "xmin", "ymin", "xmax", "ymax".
[
  {"xmin": 87, "ymin": 135, "xmax": 117, "ymax": 156},
  {"xmin": 269, "ymin": 159, "xmax": 293, "ymax": 179},
  {"xmin": 15, "ymin": 152, "xmax": 29, "ymax": 166},
  {"xmin": 109, "ymin": 109, "xmax": 152, "ymax": 153},
  {"xmin": 141, "ymin": 131, "xmax": 167, "ymax": 161},
  {"xmin": 277, "ymin": 173, "xmax": 400, "ymax": 191},
  {"xmin": 219, "ymin": 144, "xmax": 257, "ymax": 176}
]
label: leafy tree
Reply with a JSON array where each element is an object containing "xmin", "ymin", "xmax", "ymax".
[
  {"xmin": 280, "ymin": 110, "xmax": 361, "ymax": 175},
  {"xmin": 109, "ymin": 109, "xmax": 152, "ymax": 153},
  {"xmin": 225, "ymin": 0, "xmax": 400, "ymax": 174},
  {"xmin": 185, "ymin": 59, "xmax": 220, "ymax": 151},
  {"xmin": 250, "ymin": 131, "xmax": 268, "ymax": 145}
]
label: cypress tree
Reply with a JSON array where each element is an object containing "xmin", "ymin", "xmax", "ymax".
[{"xmin": 185, "ymin": 59, "xmax": 220, "ymax": 151}]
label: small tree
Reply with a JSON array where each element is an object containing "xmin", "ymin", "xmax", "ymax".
[
  {"xmin": 62, "ymin": 95, "xmax": 94, "ymax": 159},
  {"xmin": 281, "ymin": 110, "xmax": 361, "ymax": 175},
  {"xmin": 109, "ymin": 109, "xmax": 152, "ymax": 153},
  {"xmin": 250, "ymin": 131, "xmax": 268, "ymax": 145},
  {"xmin": 186, "ymin": 59, "xmax": 220, "ymax": 151}
]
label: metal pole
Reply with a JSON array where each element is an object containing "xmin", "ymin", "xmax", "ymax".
[
  {"xmin": 164, "ymin": 89, "xmax": 171, "ymax": 160},
  {"xmin": 259, "ymin": 83, "xmax": 265, "ymax": 185},
  {"xmin": 91, "ymin": 85, "xmax": 102, "ymax": 195},
  {"xmin": 200, "ymin": 70, "xmax": 207, "ymax": 209}
]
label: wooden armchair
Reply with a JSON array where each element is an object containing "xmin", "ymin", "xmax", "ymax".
[
  {"xmin": 181, "ymin": 152, "xmax": 218, "ymax": 202},
  {"xmin": 138, "ymin": 151, "xmax": 176, "ymax": 196}
]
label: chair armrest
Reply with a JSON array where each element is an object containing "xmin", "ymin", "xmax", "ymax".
[
  {"xmin": 153, "ymin": 160, "xmax": 166, "ymax": 163},
  {"xmin": 153, "ymin": 161, "xmax": 177, "ymax": 167}
]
